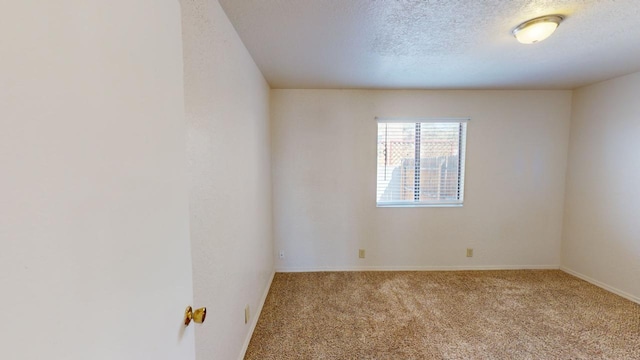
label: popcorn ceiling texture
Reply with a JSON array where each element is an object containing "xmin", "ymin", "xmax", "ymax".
[
  {"xmin": 245, "ymin": 271, "xmax": 640, "ymax": 359},
  {"xmin": 218, "ymin": 0, "xmax": 640, "ymax": 89}
]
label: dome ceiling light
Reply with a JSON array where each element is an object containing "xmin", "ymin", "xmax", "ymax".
[{"xmin": 512, "ymin": 15, "xmax": 564, "ymax": 44}]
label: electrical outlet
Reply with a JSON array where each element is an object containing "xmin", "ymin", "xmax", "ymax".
[
  {"xmin": 279, "ymin": 250, "xmax": 285, "ymax": 259},
  {"xmin": 359, "ymin": 249, "xmax": 365, "ymax": 259},
  {"xmin": 466, "ymin": 248, "xmax": 473, "ymax": 257},
  {"xmin": 244, "ymin": 305, "xmax": 250, "ymax": 324}
]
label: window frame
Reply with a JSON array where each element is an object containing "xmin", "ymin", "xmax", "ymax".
[{"xmin": 375, "ymin": 117, "xmax": 469, "ymax": 208}]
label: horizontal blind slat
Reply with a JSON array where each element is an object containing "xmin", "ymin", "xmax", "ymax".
[
  {"xmin": 376, "ymin": 121, "xmax": 467, "ymax": 206},
  {"xmin": 376, "ymin": 117, "xmax": 470, "ymax": 123}
]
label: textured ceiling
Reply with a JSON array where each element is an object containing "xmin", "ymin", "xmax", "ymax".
[{"xmin": 218, "ymin": 0, "xmax": 640, "ymax": 89}]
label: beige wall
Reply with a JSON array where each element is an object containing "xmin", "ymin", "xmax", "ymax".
[
  {"xmin": 271, "ymin": 89, "xmax": 572, "ymax": 271},
  {"xmin": 561, "ymin": 71, "xmax": 640, "ymax": 302},
  {"xmin": 180, "ymin": 1, "xmax": 274, "ymax": 359}
]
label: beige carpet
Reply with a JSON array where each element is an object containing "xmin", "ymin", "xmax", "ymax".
[{"xmin": 245, "ymin": 270, "xmax": 640, "ymax": 359}]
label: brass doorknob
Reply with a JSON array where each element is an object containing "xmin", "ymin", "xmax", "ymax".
[{"xmin": 184, "ymin": 306, "xmax": 206, "ymax": 326}]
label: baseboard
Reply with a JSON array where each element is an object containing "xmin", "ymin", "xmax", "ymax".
[
  {"xmin": 275, "ymin": 265, "xmax": 560, "ymax": 272},
  {"xmin": 560, "ymin": 266, "xmax": 640, "ymax": 305},
  {"xmin": 238, "ymin": 270, "xmax": 275, "ymax": 360}
]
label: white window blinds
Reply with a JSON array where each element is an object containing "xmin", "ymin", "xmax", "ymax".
[{"xmin": 376, "ymin": 118, "xmax": 468, "ymax": 207}]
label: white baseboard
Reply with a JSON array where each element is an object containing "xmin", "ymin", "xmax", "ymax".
[
  {"xmin": 560, "ymin": 266, "xmax": 640, "ymax": 305},
  {"xmin": 275, "ymin": 264, "xmax": 560, "ymax": 272},
  {"xmin": 238, "ymin": 270, "xmax": 275, "ymax": 360}
]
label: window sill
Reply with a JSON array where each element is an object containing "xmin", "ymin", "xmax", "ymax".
[{"xmin": 376, "ymin": 203, "xmax": 464, "ymax": 208}]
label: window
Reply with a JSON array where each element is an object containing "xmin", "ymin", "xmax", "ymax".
[{"xmin": 376, "ymin": 118, "xmax": 468, "ymax": 207}]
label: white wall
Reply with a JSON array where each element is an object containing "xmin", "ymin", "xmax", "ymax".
[
  {"xmin": 561, "ymin": 72, "xmax": 640, "ymax": 302},
  {"xmin": 271, "ymin": 90, "xmax": 572, "ymax": 271},
  {"xmin": 180, "ymin": 1, "xmax": 274, "ymax": 359},
  {"xmin": 0, "ymin": 1, "xmax": 195, "ymax": 359}
]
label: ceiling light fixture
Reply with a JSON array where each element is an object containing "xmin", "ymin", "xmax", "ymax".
[{"xmin": 512, "ymin": 15, "xmax": 564, "ymax": 44}]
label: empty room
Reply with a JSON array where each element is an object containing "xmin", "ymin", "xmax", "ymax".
[{"xmin": 2, "ymin": 1, "xmax": 639, "ymax": 359}]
